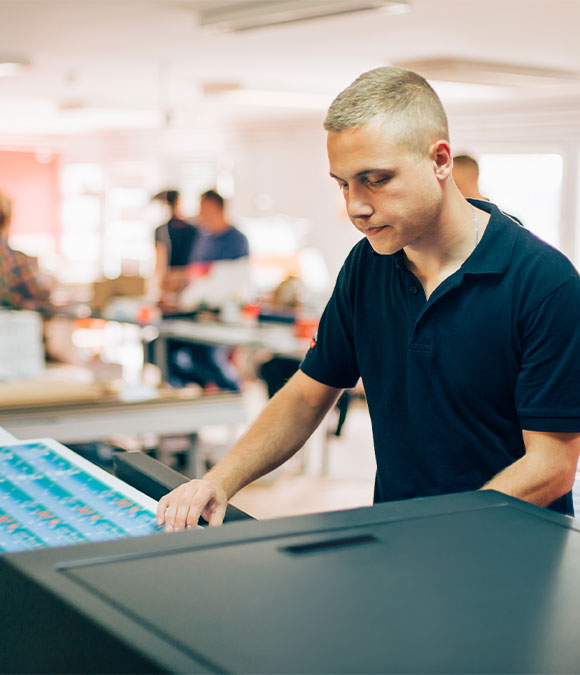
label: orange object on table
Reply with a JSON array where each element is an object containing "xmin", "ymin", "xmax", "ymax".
[
  {"xmin": 293, "ymin": 317, "xmax": 318, "ymax": 339},
  {"xmin": 241, "ymin": 302, "xmax": 260, "ymax": 320}
]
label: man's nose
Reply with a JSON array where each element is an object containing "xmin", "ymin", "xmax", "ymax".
[{"xmin": 346, "ymin": 187, "xmax": 373, "ymax": 219}]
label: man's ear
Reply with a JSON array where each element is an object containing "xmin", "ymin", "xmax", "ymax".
[{"xmin": 430, "ymin": 140, "xmax": 452, "ymax": 180}]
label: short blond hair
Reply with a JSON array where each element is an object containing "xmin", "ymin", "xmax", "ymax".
[
  {"xmin": 0, "ymin": 192, "xmax": 11, "ymax": 232},
  {"xmin": 324, "ymin": 67, "xmax": 449, "ymax": 157}
]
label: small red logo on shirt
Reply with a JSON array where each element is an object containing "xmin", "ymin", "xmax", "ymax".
[{"xmin": 310, "ymin": 332, "xmax": 317, "ymax": 349}]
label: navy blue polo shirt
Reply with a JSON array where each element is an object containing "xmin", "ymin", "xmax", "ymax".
[{"xmin": 301, "ymin": 200, "xmax": 580, "ymax": 515}]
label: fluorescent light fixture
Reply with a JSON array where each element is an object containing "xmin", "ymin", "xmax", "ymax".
[
  {"xmin": 394, "ymin": 57, "xmax": 580, "ymax": 88},
  {"xmin": 198, "ymin": 0, "xmax": 409, "ymax": 32},
  {"xmin": 0, "ymin": 58, "xmax": 29, "ymax": 77},
  {"xmin": 430, "ymin": 81, "xmax": 511, "ymax": 104},
  {"xmin": 215, "ymin": 88, "xmax": 332, "ymax": 109},
  {"xmin": 0, "ymin": 104, "xmax": 163, "ymax": 135}
]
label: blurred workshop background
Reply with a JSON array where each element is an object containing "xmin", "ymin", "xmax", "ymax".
[{"xmin": 0, "ymin": 0, "xmax": 579, "ymax": 517}]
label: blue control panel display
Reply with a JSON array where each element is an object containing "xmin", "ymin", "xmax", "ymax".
[{"xmin": 0, "ymin": 439, "xmax": 162, "ymax": 554}]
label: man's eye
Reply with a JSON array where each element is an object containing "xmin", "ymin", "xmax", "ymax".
[
  {"xmin": 368, "ymin": 176, "xmax": 390, "ymax": 187},
  {"xmin": 337, "ymin": 182, "xmax": 348, "ymax": 191}
]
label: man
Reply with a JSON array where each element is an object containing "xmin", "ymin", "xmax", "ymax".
[
  {"xmin": 157, "ymin": 67, "xmax": 580, "ymax": 531},
  {"xmin": 174, "ymin": 189, "xmax": 250, "ymax": 311},
  {"xmin": 451, "ymin": 154, "xmax": 485, "ymax": 200},
  {"xmin": 188, "ymin": 189, "xmax": 249, "ymax": 265},
  {"xmin": 163, "ymin": 190, "xmax": 250, "ymax": 390}
]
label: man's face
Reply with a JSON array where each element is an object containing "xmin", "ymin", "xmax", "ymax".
[
  {"xmin": 327, "ymin": 117, "xmax": 443, "ymax": 256},
  {"xmin": 199, "ymin": 197, "xmax": 213, "ymax": 223}
]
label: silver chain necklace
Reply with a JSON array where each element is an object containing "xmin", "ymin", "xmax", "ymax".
[{"xmin": 471, "ymin": 204, "xmax": 479, "ymax": 249}]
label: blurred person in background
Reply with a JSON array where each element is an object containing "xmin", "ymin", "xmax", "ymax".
[
  {"xmin": 256, "ymin": 275, "xmax": 305, "ymax": 398},
  {"xmin": 159, "ymin": 190, "xmax": 250, "ymax": 312},
  {"xmin": 452, "ymin": 154, "xmax": 485, "ymax": 200},
  {"xmin": 187, "ymin": 189, "xmax": 249, "ymax": 267},
  {"xmin": 0, "ymin": 191, "xmax": 52, "ymax": 310},
  {"xmin": 453, "ymin": 154, "xmax": 523, "ymax": 225},
  {"xmin": 160, "ymin": 190, "xmax": 250, "ymax": 392},
  {"xmin": 152, "ymin": 189, "xmax": 198, "ymax": 297}
]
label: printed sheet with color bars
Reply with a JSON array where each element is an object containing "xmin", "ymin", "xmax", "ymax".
[{"xmin": 0, "ymin": 439, "xmax": 162, "ymax": 553}]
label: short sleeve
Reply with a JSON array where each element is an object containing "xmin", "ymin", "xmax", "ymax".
[
  {"xmin": 516, "ymin": 275, "xmax": 580, "ymax": 432},
  {"xmin": 155, "ymin": 224, "xmax": 168, "ymax": 247},
  {"xmin": 225, "ymin": 230, "xmax": 249, "ymax": 259},
  {"xmin": 300, "ymin": 264, "xmax": 359, "ymax": 389}
]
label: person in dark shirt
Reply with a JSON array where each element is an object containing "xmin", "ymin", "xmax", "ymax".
[
  {"xmin": 153, "ymin": 189, "xmax": 198, "ymax": 294},
  {"xmin": 157, "ymin": 67, "xmax": 580, "ymax": 531}
]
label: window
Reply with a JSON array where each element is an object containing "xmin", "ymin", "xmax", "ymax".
[{"xmin": 479, "ymin": 154, "xmax": 563, "ymax": 248}]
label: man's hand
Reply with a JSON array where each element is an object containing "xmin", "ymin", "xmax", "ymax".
[
  {"xmin": 156, "ymin": 479, "xmax": 228, "ymax": 531},
  {"xmin": 155, "ymin": 372, "xmax": 341, "ymax": 532}
]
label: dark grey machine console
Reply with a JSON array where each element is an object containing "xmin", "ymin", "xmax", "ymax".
[{"xmin": 2, "ymin": 488, "xmax": 580, "ymax": 674}]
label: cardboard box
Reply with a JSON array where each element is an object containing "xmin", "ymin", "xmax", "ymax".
[
  {"xmin": 0, "ymin": 378, "xmax": 114, "ymax": 408},
  {"xmin": 91, "ymin": 276, "xmax": 147, "ymax": 312}
]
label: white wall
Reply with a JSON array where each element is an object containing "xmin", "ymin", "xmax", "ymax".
[
  {"xmin": 229, "ymin": 98, "xmax": 580, "ymax": 272},
  {"xmin": 230, "ymin": 115, "xmax": 362, "ymax": 282},
  {"xmin": 14, "ymin": 94, "xmax": 580, "ymax": 283}
]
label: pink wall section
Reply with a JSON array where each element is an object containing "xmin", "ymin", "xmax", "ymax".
[{"xmin": 0, "ymin": 150, "xmax": 60, "ymax": 252}]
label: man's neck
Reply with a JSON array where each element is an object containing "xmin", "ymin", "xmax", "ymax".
[
  {"xmin": 404, "ymin": 193, "xmax": 489, "ymax": 298},
  {"xmin": 200, "ymin": 214, "xmax": 230, "ymax": 234},
  {"xmin": 204, "ymin": 221, "xmax": 230, "ymax": 235}
]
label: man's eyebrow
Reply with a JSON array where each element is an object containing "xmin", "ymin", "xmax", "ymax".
[{"xmin": 330, "ymin": 169, "xmax": 393, "ymax": 181}]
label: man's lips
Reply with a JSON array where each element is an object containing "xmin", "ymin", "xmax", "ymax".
[{"xmin": 362, "ymin": 225, "xmax": 388, "ymax": 236}]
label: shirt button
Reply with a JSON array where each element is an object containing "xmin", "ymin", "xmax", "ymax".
[{"xmin": 409, "ymin": 286, "xmax": 418, "ymax": 295}]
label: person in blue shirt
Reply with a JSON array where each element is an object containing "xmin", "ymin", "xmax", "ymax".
[
  {"xmin": 189, "ymin": 189, "xmax": 249, "ymax": 264},
  {"xmin": 157, "ymin": 67, "xmax": 580, "ymax": 531},
  {"xmin": 165, "ymin": 190, "xmax": 250, "ymax": 391}
]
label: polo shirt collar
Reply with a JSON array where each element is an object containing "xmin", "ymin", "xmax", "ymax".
[
  {"xmin": 461, "ymin": 199, "xmax": 518, "ymax": 276},
  {"xmin": 372, "ymin": 199, "xmax": 518, "ymax": 277}
]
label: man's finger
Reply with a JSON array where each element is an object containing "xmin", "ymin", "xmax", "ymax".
[
  {"xmin": 163, "ymin": 484, "xmax": 194, "ymax": 531},
  {"xmin": 163, "ymin": 497, "xmax": 180, "ymax": 532},
  {"xmin": 156, "ymin": 495, "xmax": 168, "ymax": 525},
  {"xmin": 207, "ymin": 501, "xmax": 227, "ymax": 527},
  {"xmin": 174, "ymin": 489, "xmax": 204, "ymax": 531}
]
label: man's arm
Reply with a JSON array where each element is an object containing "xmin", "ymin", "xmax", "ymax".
[
  {"xmin": 482, "ymin": 430, "xmax": 580, "ymax": 507},
  {"xmin": 155, "ymin": 241, "xmax": 168, "ymax": 280},
  {"xmin": 157, "ymin": 370, "xmax": 342, "ymax": 531}
]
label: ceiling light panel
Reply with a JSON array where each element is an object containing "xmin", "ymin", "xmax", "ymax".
[
  {"xmin": 0, "ymin": 57, "xmax": 29, "ymax": 77},
  {"xmin": 395, "ymin": 57, "xmax": 580, "ymax": 88},
  {"xmin": 198, "ymin": 0, "xmax": 408, "ymax": 32}
]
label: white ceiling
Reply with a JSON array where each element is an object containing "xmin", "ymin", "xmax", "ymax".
[{"xmin": 0, "ymin": 0, "xmax": 580, "ymax": 135}]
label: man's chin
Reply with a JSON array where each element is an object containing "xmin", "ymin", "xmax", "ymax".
[{"xmin": 367, "ymin": 239, "xmax": 402, "ymax": 256}]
